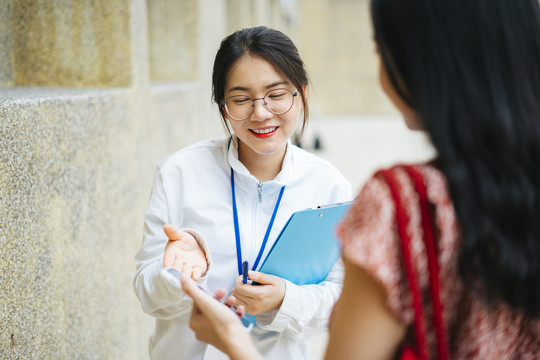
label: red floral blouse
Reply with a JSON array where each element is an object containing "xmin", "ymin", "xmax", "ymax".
[{"xmin": 337, "ymin": 164, "xmax": 540, "ymax": 359}]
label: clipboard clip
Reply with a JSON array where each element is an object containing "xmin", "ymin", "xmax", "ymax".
[{"xmin": 316, "ymin": 200, "xmax": 354, "ymax": 209}]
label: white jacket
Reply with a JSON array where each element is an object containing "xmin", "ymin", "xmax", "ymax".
[{"xmin": 133, "ymin": 137, "xmax": 352, "ymax": 360}]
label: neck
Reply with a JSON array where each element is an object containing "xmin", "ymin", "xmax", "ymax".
[{"xmin": 238, "ymin": 142, "xmax": 287, "ymax": 182}]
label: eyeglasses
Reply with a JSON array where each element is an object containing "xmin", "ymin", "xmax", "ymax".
[{"xmin": 221, "ymin": 88, "xmax": 298, "ymax": 121}]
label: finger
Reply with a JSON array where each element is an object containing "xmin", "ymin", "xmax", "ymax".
[
  {"xmin": 231, "ymin": 284, "xmax": 256, "ymax": 303},
  {"xmin": 163, "ymin": 224, "xmax": 182, "ymax": 241},
  {"xmin": 181, "ymin": 275, "xmax": 214, "ymax": 307},
  {"xmin": 182, "ymin": 263, "xmax": 193, "ymax": 280},
  {"xmin": 223, "ymin": 294, "xmax": 237, "ymax": 308},
  {"xmin": 248, "ymin": 270, "xmax": 278, "ymax": 285},
  {"xmin": 234, "ymin": 275, "xmax": 245, "ymax": 287},
  {"xmin": 232, "ymin": 296, "xmax": 248, "ymax": 309},
  {"xmin": 181, "ymin": 276, "xmax": 240, "ymax": 325},
  {"xmin": 236, "ymin": 305, "xmax": 246, "ymax": 317},
  {"xmin": 233, "ymin": 276, "xmax": 262, "ymax": 297},
  {"xmin": 192, "ymin": 266, "xmax": 202, "ymax": 282},
  {"xmin": 214, "ymin": 288, "xmax": 227, "ymax": 300},
  {"xmin": 231, "ymin": 286, "xmax": 243, "ymax": 300},
  {"xmin": 234, "ymin": 275, "xmax": 255, "ymax": 289}
]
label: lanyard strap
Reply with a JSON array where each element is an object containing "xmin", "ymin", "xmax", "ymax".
[{"xmin": 231, "ymin": 168, "xmax": 285, "ymax": 275}]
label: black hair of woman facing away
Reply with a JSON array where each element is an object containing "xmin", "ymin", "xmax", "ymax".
[{"xmin": 372, "ymin": 0, "xmax": 540, "ymax": 315}]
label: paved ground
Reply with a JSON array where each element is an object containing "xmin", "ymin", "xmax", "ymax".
[{"xmin": 304, "ymin": 115, "xmax": 436, "ymax": 359}]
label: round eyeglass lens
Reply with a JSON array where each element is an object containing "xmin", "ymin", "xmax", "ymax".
[
  {"xmin": 224, "ymin": 88, "xmax": 296, "ymax": 120},
  {"xmin": 264, "ymin": 88, "xmax": 295, "ymax": 114}
]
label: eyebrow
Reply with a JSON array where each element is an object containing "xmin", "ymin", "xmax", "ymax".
[{"xmin": 227, "ymin": 81, "xmax": 290, "ymax": 93}]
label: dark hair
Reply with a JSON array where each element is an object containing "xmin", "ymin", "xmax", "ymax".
[
  {"xmin": 212, "ymin": 26, "xmax": 310, "ymax": 138},
  {"xmin": 371, "ymin": 0, "xmax": 540, "ymax": 316}
]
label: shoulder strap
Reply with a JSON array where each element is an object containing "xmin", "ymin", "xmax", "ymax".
[
  {"xmin": 403, "ymin": 165, "xmax": 448, "ymax": 360},
  {"xmin": 378, "ymin": 167, "xmax": 430, "ymax": 360},
  {"xmin": 378, "ymin": 165, "xmax": 448, "ymax": 360}
]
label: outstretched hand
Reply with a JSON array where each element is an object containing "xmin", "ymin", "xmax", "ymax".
[
  {"xmin": 181, "ymin": 276, "xmax": 262, "ymax": 360},
  {"xmin": 232, "ymin": 270, "xmax": 286, "ymax": 315},
  {"xmin": 163, "ymin": 225, "xmax": 207, "ymax": 281}
]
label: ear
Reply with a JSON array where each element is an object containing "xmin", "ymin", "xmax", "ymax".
[{"xmin": 220, "ymin": 103, "xmax": 232, "ymax": 121}]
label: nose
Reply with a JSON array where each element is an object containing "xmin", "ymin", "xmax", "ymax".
[{"xmin": 250, "ymin": 98, "xmax": 273, "ymax": 121}]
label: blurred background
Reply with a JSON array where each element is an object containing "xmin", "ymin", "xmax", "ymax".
[{"xmin": 0, "ymin": 0, "xmax": 434, "ymax": 359}]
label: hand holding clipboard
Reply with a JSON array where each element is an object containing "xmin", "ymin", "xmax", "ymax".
[{"xmin": 255, "ymin": 201, "xmax": 353, "ymax": 285}]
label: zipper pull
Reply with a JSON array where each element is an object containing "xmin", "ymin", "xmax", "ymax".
[{"xmin": 257, "ymin": 182, "xmax": 263, "ymax": 203}]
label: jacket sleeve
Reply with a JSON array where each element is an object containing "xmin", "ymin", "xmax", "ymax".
[
  {"xmin": 255, "ymin": 257, "xmax": 344, "ymax": 338},
  {"xmin": 132, "ymin": 168, "xmax": 212, "ymax": 319}
]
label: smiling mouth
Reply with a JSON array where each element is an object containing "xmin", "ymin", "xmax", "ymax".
[{"xmin": 251, "ymin": 126, "xmax": 277, "ymax": 134}]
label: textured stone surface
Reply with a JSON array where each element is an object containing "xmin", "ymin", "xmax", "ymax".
[
  {"xmin": 9, "ymin": 0, "xmax": 132, "ymax": 87},
  {"xmin": 0, "ymin": 0, "xmax": 13, "ymax": 87},
  {"xmin": 1, "ymin": 89, "xmax": 148, "ymax": 359},
  {"xmin": 148, "ymin": 0, "xmax": 199, "ymax": 82},
  {"xmin": 0, "ymin": 83, "xmax": 222, "ymax": 358},
  {"xmin": 0, "ymin": 0, "xmax": 293, "ymax": 358}
]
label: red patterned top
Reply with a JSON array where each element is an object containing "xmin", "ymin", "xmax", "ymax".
[{"xmin": 338, "ymin": 164, "xmax": 540, "ymax": 359}]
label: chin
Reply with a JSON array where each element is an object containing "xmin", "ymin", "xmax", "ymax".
[
  {"xmin": 254, "ymin": 145, "xmax": 285, "ymax": 156},
  {"xmin": 253, "ymin": 140, "xmax": 288, "ymax": 155}
]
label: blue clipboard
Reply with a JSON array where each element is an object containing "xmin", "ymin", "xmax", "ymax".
[{"xmin": 257, "ymin": 201, "xmax": 353, "ymax": 285}]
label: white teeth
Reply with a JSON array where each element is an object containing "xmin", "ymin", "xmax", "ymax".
[{"xmin": 252, "ymin": 127, "xmax": 276, "ymax": 134}]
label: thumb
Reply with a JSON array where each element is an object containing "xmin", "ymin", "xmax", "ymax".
[
  {"xmin": 164, "ymin": 224, "xmax": 182, "ymax": 241},
  {"xmin": 181, "ymin": 275, "xmax": 212, "ymax": 306},
  {"xmin": 248, "ymin": 270, "xmax": 280, "ymax": 285}
]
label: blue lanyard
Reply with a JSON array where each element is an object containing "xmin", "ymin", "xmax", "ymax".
[{"xmin": 231, "ymin": 168, "xmax": 285, "ymax": 275}]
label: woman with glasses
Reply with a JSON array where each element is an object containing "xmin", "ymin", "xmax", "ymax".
[{"xmin": 133, "ymin": 26, "xmax": 352, "ymax": 360}]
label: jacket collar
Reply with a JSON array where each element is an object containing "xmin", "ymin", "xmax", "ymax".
[{"xmin": 226, "ymin": 136, "xmax": 293, "ymax": 187}]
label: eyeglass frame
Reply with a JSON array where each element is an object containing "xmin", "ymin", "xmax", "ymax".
[{"xmin": 220, "ymin": 88, "xmax": 299, "ymax": 121}]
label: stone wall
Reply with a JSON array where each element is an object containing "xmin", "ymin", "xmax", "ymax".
[
  {"xmin": 297, "ymin": 0, "xmax": 396, "ymax": 116},
  {"xmin": 0, "ymin": 0, "xmax": 295, "ymax": 358}
]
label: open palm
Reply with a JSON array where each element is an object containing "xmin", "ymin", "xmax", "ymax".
[{"xmin": 163, "ymin": 225, "xmax": 208, "ymax": 281}]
